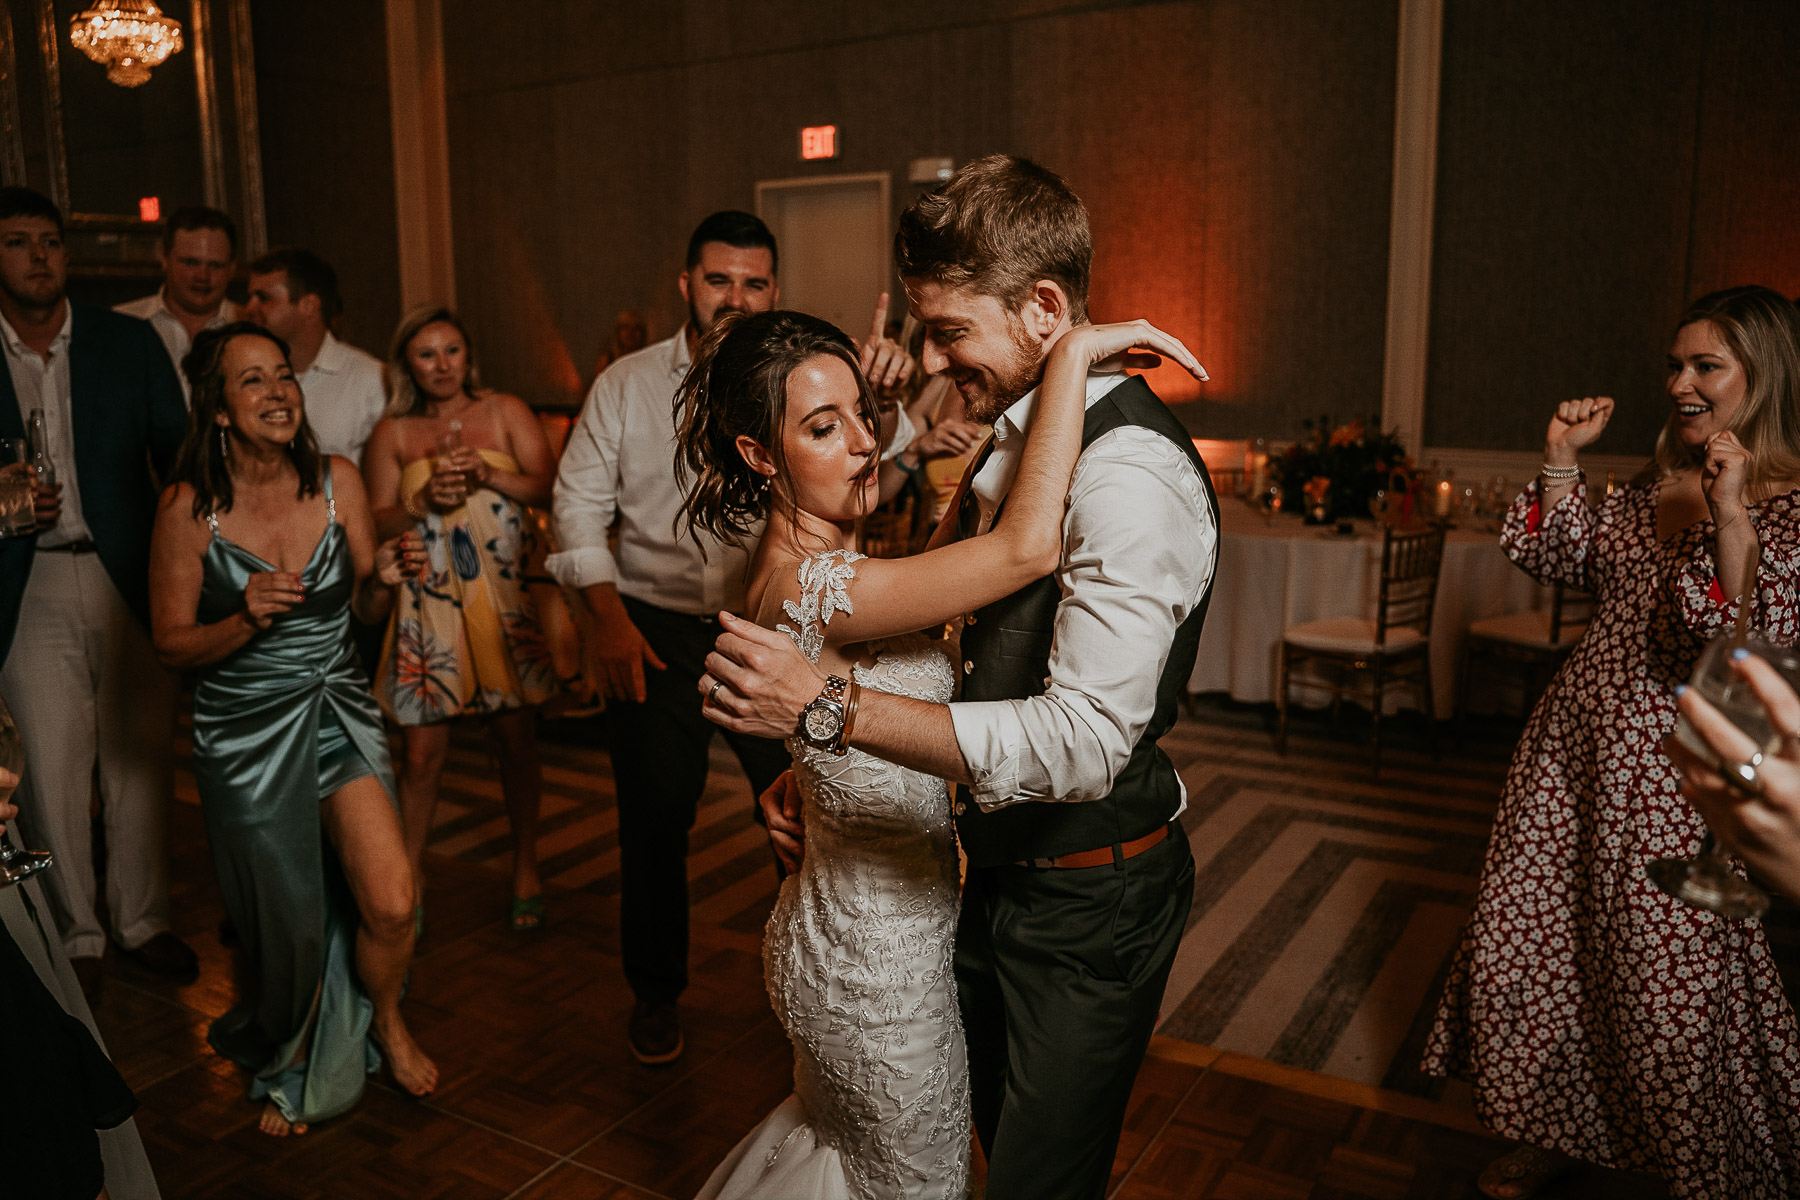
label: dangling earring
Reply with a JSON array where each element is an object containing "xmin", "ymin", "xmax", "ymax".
[{"xmin": 217, "ymin": 426, "xmax": 228, "ymax": 461}]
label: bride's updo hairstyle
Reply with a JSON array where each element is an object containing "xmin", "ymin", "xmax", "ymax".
[
  {"xmin": 1647, "ymin": 285, "xmax": 1800, "ymax": 494},
  {"xmin": 676, "ymin": 309, "xmax": 881, "ymax": 547}
]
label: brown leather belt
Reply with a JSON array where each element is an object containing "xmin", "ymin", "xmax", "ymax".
[
  {"xmin": 1016, "ymin": 823, "xmax": 1171, "ymax": 870},
  {"xmin": 37, "ymin": 538, "xmax": 96, "ymax": 554}
]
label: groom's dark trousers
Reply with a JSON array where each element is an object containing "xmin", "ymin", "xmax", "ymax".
[
  {"xmin": 950, "ymin": 377, "xmax": 1217, "ymax": 1199},
  {"xmin": 957, "ymin": 831, "xmax": 1194, "ymax": 1197}
]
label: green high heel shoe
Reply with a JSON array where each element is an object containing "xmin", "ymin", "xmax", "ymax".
[{"xmin": 509, "ymin": 894, "xmax": 547, "ymax": 932}]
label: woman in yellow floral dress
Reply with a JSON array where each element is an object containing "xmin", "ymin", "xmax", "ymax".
[{"xmin": 363, "ymin": 306, "xmax": 557, "ymax": 930}]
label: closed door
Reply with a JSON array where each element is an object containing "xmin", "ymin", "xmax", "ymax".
[{"xmin": 755, "ymin": 173, "xmax": 892, "ymax": 339}]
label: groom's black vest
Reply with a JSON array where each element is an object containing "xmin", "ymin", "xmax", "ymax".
[{"xmin": 952, "ymin": 375, "xmax": 1219, "ymax": 869}]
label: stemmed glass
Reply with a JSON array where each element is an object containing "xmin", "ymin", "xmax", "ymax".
[
  {"xmin": 0, "ymin": 695, "xmax": 55, "ymax": 887},
  {"xmin": 1648, "ymin": 632, "xmax": 1794, "ymax": 919}
]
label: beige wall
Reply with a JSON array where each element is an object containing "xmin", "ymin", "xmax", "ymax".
[{"xmin": 437, "ymin": 0, "xmax": 1400, "ymax": 430}]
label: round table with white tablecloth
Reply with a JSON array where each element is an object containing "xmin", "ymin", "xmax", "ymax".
[{"xmin": 1187, "ymin": 501, "xmax": 1549, "ymax": 718}]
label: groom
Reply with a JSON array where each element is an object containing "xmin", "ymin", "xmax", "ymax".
[{"xmin": 700, "ymin": 155, "xmax": 1218, "ymax": 1198}]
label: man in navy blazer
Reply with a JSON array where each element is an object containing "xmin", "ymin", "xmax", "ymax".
[{"xmin": 0, "ymin": 186, "xmax": 194, "ymax": 992}]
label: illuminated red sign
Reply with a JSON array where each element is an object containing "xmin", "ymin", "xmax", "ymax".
[
  {"xmin": 138, "ymin": 196, "xmax": 160, "ymax": 222},
  {"xmin": 800, "ymin": 125, "xmax": 838, "ymax": 160}
]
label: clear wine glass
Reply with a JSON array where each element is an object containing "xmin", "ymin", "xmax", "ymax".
[
  {"xmin": 1647, "ymin": 633, "xmax": 1797, "ymax": 919},
  {"xmin": 0, "ymin": 696, "xmax": 54, "ymax": 888}
]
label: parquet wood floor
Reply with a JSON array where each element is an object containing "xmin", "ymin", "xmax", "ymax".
[{"xmin": 87, "ymin": 707, "xmax": 1672, "ymax": 1198}]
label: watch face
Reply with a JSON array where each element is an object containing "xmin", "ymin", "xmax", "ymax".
[{"xmin": 804, "ymin": 703, "xmax": 841, "ymax": 742}]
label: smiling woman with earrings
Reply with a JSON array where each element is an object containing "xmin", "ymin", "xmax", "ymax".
[
  {"xmin": 147, "ymin": 322, "xmax": 437, "ymax": 1138},
  {"xmin": 361, "ymin": 306, "xmax": 558, "ymax": 934},
  {"xmin": 1424, "ymin": 287, "xmax": 1800, "ymax": 1198}
]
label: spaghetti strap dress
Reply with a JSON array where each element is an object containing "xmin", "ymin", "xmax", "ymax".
[
  {"xmin": 190, "ymin": 469, "xmax": 395, "ymax": 1125},
  {"xmin": 376, "ymin": 449, "xmax": 556, "ymax": 724}
]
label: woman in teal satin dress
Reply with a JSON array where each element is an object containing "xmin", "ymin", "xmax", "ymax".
[{"xmin": 147, "ymin": 323, "xmax": 437, "ymax": 1136}]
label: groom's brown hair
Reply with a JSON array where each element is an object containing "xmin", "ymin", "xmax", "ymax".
[{"xmin": 894, "ymin": 154, "xmax": 1091, "ymax": 323}]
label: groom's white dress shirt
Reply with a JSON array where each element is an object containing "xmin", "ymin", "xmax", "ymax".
[
  {"xmin": 548, "ymin": 327, "xmax": 914, "ymax": 617},
  {"xmin": 949, "ymin": 368, "xmax": 1217, "ymax": 814}
]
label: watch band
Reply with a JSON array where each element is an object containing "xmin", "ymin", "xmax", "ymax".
[{"xmin": 835, "ymin": 679, "xmax": 862, "ymax": 755}]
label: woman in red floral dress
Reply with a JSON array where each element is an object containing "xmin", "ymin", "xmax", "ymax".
[{"xmin": 1425, "ymin": 286, "xmax": 1800, "ymax": 1200}]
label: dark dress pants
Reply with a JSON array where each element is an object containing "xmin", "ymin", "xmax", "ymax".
[
  {"xmin": 608, "ymin": 596, "xmax": 792, "ymax": 1006},
  {"xmin": 956, "ymin": 823, "xmax": 1195, "ymax": 1200}
]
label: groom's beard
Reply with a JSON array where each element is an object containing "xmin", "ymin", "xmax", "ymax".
[{"xmin": 959, "ymin": 317, "xmax": 1045, "ymax": 425}]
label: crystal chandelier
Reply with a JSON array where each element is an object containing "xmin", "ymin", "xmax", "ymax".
[{"xmin": 69, "ymin": 1, "xmax": 185, "ymax": 88}]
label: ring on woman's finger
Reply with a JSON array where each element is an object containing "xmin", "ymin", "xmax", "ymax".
[{"xmin": 1729, "ymin": 753, "xmax": 1767, "ymax": 795}]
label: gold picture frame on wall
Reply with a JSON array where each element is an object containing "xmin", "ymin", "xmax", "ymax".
[{"xmin": 0, "ymin": 0, "xmax": 264, "ymax": 265}]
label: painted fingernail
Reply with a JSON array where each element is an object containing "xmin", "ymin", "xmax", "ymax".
[
  {"xmin": 1674, "ymin": 684, "xmax": 1689, "ymax": 696},
  {"xmin": 1731, "ymin": 648, "xmax": 1751, "ymax": 661}
]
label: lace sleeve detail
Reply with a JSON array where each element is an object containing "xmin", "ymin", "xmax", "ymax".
[{"xmin": 776, "ymin": 549, "xmax": 865, "ymax": 664}]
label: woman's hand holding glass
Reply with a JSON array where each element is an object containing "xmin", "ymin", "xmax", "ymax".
[
  {"xmin": 1669, "ymin": 651, "xmax": 1800, "ymax": 905},
  {"xmin": 374, "ymin": 530, "xmax": 427, "ymax": 589},
  {"xmin": 242, "ymin": 570, "xmax": 306, "ymax": 630},
  {"xmin": 439, "ymin": 446, "xmax": 490, "ymax": 489},
  {"xmin": 424, "ymin": 462, "xmax": 469, "ymax": 512}
]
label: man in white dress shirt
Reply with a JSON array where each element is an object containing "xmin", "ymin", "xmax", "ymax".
[
  {"xmin": 242, "ymin": 248, "xmax": 387, "ymax": 463},
  {"xmin": 115, "ymin": 205, "xmax": 239, "ymax": 401},
  {"xmin": 550, "ymin": 211, "xmax": 917, "ymax": 1065},
  {"xmin": 700, "ymin": 157, "xmax": 1219, "ymax": 1200}
]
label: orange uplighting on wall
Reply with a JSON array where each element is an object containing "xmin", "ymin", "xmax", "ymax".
[
  {"xmin": 799, "ymin": 125, "xmax": 838, "ymax": 160},
  {"xmin": 138, "ymin": 196, "xmax": 160, "ymax": 222}
]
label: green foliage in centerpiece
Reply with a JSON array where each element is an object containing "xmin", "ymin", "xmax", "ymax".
[{"xmin": 1277, "ymin": 415, "xmax": 1412, "ymax": 522}]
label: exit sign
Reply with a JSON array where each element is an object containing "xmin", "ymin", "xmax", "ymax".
[{"xmin": 800, "ymin": 125, "xmax": 838, "ymax": 160}]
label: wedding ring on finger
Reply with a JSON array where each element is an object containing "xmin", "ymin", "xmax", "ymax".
[
  {"xmin": 707, "ymin": 680, "xmax": 726, "ymax": 708},
  {"xmin": 1729, "ymin": 752, "xmax": 1767, "ymax": 796}
]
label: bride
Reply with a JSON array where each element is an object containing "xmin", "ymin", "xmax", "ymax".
[{"xmin": 674, "ymin": 308, "xmax": 1203, "ymax": 1199}]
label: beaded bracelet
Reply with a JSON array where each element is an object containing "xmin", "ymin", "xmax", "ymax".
[{"xmin": 1539, "ymin": 463, "xmax": 1581, "ymax": 482}]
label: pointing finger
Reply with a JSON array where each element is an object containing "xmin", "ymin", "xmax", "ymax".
[{"xmin": 869, "ymin": 292, "xmax": 889, "ymax": 346}]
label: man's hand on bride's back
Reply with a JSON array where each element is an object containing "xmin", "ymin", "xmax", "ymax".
[
  {"xmin": 1055, "ymin": 319, "xmax": 1209, "ymax": 382},
  {"xmin": 759, "ymin": 770, "xmax": 806, "ymax": 874}
]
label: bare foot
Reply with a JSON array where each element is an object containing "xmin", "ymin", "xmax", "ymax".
[
  {"xmin": 257, "ymin": 1103, "xmax": 308, "ymax": 1137},
  {"xmin": 372, "ymin": 1016, "xmax": 439, "ymax": 1096}
]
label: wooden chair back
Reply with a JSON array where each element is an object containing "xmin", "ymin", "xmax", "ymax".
[
  {"xmin": 1375, "ymin": 526, "xmax": 1447, "ymax": 646},
  {"xmin": 1548, "ymin": 581, "xmax": 1593, "ymax": 643}
]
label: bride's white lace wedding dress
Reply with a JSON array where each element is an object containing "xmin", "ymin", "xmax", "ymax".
[{"xmin": 696, "ymin": 550, "xmax": 970, "ymax": 1200}]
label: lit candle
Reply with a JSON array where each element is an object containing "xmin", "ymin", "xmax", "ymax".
[
  {"xmin": 1435, "ymin": 479, "xmax": 1452, "ymax": 519},
  {"xmin": 1249, "ymin": 452, "xmax": 1268, "ymax": 498}
]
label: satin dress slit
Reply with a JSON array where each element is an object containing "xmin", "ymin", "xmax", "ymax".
[{"xmin": 191, "ymin": 469, "xmax": 396, "ymax": 1125}]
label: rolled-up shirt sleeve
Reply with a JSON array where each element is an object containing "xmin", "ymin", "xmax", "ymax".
[
  {"xmin": 949, "ymin": 427, "xmax": 1217, "ymax": 809},
  {"xmin": 547, "ymin": 372, "xmax": 626, "ymax": 590}
]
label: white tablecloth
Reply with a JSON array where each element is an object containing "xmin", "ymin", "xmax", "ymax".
[{"xmin": 1187, "ymin": 502, "xmax": 1549, "ymax": 718}]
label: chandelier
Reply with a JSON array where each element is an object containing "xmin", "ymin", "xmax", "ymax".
[{"xmin": 69, "ymin": 1, "xmax": 185, "ymax": 88}]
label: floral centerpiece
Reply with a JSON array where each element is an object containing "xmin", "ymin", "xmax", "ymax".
[{"xmin": 1277, "ymin": 415, "xmax": 1412, "ymax": 523}]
